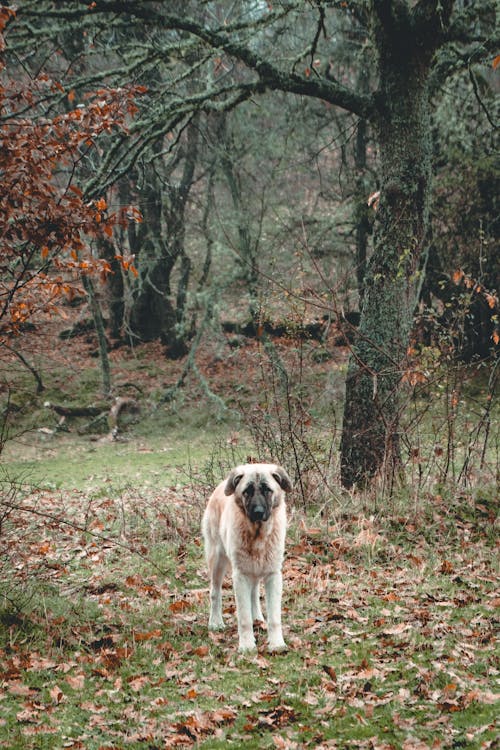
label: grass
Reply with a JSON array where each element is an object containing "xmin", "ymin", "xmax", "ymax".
[
  {"xmin": 0, "ymin": 351, "xmax": 254, "ymax": 497},
  {"xmin": 0, "ymin": 467, "xmax": 498, "ymax": 749},
  {"xmin": 0, "ymin": 328, "xmax": 498, "ymax": 748},
  {"xmin": 1, "ymin": 430, "xmax": 215, "ymax": 492}
]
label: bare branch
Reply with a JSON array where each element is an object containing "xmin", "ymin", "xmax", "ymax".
[{"xmin": 13, "ymin": 1, "xmax": 374, "ymax": 120}]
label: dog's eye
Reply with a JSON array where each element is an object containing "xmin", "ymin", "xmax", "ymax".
[
  {"xmin": 260, "ymin": 484, "xmax": 271, "ymax": 495},
  {"xmin": 243, "ymin": 485, "xmax": 254, "ymax": 498}
]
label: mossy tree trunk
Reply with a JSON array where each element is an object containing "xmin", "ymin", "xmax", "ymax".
[
  {"xmin": 353, "ymin": 63, "xmax": 371, "ymax": 308},
  {"xmin": 215, "ymin": 112, "xmax": 260, "ymax": 324},
  {"xmin": 340, "ymin": 2, "xmax": 449, "ymax": 488},
  {"xmin": 129, "ymin": 117, "xmax": 199, "ymax": 357}
]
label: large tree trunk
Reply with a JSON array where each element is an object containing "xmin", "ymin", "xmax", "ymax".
[
  {"xmin": 128, "ymin": 171, "xmax": 175, "ymax": 343},
  {"xmin": 340, "ymin": 7, "xmax": 439, "ymax": 488},
  {"xmin": 128, "ymin": 120, "xmax": 198, "ymax": 357}
]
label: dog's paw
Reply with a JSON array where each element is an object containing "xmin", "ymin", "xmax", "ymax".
[
  {"xmin": 268, "ymin": 640, "xmax": 287, "ymax": 653},
  {"xmin": 238, "ymin": 641, "xmax": 257, "ymax": 653},
  {"xmin": 208, "ymin": 619, "xmax": 225, "ymax": 631}
]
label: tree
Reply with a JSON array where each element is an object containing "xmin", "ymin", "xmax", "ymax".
[
  {"xmin": 128, "ymin": 117, "xmax": 200, "ymax": 356},
  {"xmin": 0, "ymin": 56, "xmax": 135, "ymax": 334},
  {"xmin": 6, "ymin": 1, "xmax": 497, "ymax": 486},
  {"xmin": 0, "ymin": 7, "xmax": 142, "ymax": 401}
]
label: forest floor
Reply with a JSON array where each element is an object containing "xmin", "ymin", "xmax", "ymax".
[
  {"xmin": 0, "ymin": 310, "xmax": 499, "ymax": 749},
  {"xmin": 0, "ymin": 482, "xmax": 498, "ymax": 749}
]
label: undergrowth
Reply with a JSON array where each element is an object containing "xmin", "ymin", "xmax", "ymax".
[
  {"xmin": 0, "ymin": 315, "xmax": 498, "ymax": 748},
  {"xmin": 0, "ymin": 471, "xmax": 498, "ymax": 749}
]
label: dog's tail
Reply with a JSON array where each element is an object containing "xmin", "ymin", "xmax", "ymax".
[{"xmin": 201, "ymin": 490, "xmax": 224, "ymax": 560}]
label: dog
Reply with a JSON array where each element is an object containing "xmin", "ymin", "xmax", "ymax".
[{"xmin": 202, "ymin": 463, "xmax": 293, "ymax": 652}]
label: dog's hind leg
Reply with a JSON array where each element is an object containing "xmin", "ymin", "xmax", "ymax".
[{"xmin": 208, "ymin": 549, "xmax": 228, "ymax": 630}]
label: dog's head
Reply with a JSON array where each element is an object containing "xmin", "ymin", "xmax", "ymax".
[{"xmin": 224, "ymin": 463, "xmax": 293, "ymax": 523}]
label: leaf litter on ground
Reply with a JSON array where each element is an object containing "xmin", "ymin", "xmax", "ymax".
[{"xmin": 0, "ymin": 484, "xmax": 498, "ymax": 749}]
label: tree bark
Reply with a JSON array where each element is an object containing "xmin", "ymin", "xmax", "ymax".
[
  {"xmin": 128, "ymin": 118, "xmax": 199, "ymax": 357},
  {"xmin": 340, "ymin": 3, "xmax": 444, "ymax": 488},
  {"xmin": 353, "ymin": 63, "xmax": 371, "ymax": 308},
  {"xmin": 82, "ymin": 274, "xmax": 112, "ymax": 397}
]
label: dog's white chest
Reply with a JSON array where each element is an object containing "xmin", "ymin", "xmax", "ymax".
[{"xmin": 231, "ymin": 520, "xmax": 284, "ymax": 577}]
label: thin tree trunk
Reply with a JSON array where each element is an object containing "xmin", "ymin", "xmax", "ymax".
[
  {"xmin": 218, "ymin": 114, "xmax": 259, "ymax": 323},
  {"xmin": 162, "ymin": 115, "xmax": 199, "ymax": 357},
  {"xmin": 82, "ymin": 275, "xmax": 111, "ymax": 397},
  {"xmin": 99, "ymin": 235, "xmax": 124, "ymax": 339}
]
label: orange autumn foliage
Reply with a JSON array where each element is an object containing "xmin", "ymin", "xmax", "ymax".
[{"xmin": 0, "ymin": 12, "xmax": 141, "ymax": 335}]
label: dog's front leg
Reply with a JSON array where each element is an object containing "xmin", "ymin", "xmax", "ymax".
[
  {"xmin": 233, "ymin": 570, "xmax": 256, "ymax": 652},
  {"xmin": 264, "ymin": 571, "xmax": 286, "ymax": 652},
  {"xmin": 251, "ymin": 581, "xmax": 264, "ymax": 623}
]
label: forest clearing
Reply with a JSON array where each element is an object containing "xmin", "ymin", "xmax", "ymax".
[
  {"xmin": 1, "ymin": 1, "xmax": 498, "ymax": 748},
  {"xmin": 1, "ymin": 316, "xmax": 498, "ymax": 749}
]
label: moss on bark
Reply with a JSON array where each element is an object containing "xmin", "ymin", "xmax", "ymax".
[{"xmin": 340, "ymin": 3, "xmax": 443, "ymax": 488}]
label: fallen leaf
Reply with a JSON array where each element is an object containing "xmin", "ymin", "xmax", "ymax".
[
  {"xmin": 133, "ymin": 629, "xmax": 162, "ymax": 641},
  {"xmin": 127, "ymin": 675, "xmax": 149, "ymax": 692},
  {"xmin": 49, "ymin": 684, "xmax": 64, "ymax": 704},
  {"xmin": 66, "ymin": 674, "xmax": 85, "ymax": 690}
]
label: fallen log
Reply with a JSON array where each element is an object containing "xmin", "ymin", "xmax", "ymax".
[
  {"xmin": 44, "ymin": 402, "xmax": 104, "ymax": 418},
  {"xmin": 44, "ymin": 397, "xmax": 140, "ymax": 439}
]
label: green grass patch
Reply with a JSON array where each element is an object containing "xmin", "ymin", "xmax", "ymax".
[
  {"xmin": 0, "ymin": 483, "xmax": 498, "ymax": 749},
  {"xmin": 2, "ymin": 432, "xmax": 212, "ymax": 492}
]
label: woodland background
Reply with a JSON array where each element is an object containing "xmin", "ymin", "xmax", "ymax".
[{"xmin": 0, "ymin": 2, "xmax": 498, "ymax": 749}]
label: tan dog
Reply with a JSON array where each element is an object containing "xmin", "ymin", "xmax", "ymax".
[{"xmin": 202, "ymin": 463, "xmax": 293, "ymax": 652}]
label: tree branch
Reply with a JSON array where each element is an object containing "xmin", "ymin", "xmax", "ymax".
[
  {"xmin": 468, "ymin": 65, "xmax": 498, "ymax": 130},
  {"xmin": 153, "ymin": 11, "xmax": 374, "ymax": 119},
  {"xmin": 15, "ymin": 1, "xmax": 374, "ymax": 120}
]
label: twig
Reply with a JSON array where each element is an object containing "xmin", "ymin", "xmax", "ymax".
[{"xmin": 1, "ymin": 342, "xmax": 44, "ymax": 394}]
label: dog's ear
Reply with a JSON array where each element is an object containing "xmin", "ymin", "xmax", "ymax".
[
  {"xmin": 224, "ymin": 469, "xmax": 244, "ymax": 496},
  {"xmin": 272, "ymin": 467, "xmax": 293, "ymax": 493}
]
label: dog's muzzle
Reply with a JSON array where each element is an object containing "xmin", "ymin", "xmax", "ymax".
[{"xmin": 249, "ymin": 503, "xmax": 269, "ymax": 523}]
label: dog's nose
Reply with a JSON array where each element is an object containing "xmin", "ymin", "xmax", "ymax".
[{"xmin": 251, "ymin": 506, "xmax": 265, "ymax": 521}]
